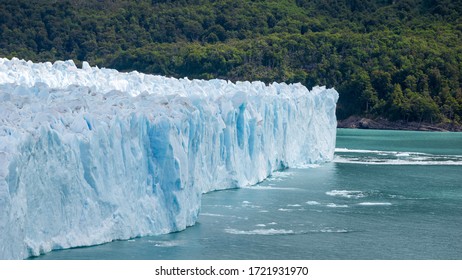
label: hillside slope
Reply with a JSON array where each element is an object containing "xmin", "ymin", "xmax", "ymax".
[{"xmin": 1, "ymin": 0, "xmax": 461, "ymax": 126}]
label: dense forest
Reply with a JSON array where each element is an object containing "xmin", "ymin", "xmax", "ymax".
[{"xmin": 1, "ymin": 0, "xmax": 462, "ymax": 126}]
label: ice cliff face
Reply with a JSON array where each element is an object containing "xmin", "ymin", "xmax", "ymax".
[{"xmin": 0, "ymin": 58, "xmax": 338, "ymax": 259}]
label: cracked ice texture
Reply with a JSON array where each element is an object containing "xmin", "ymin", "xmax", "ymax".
[{"xmin": 0, "ymin": 58, "xmax": 338, "ymax": 259}]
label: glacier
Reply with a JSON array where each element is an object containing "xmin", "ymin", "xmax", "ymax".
[{"xmin": 0, "ymin": 57, "xmax": 338, "ymax": 259}]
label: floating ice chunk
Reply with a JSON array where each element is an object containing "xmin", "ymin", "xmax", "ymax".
[
  {"xmin": 306, "ymin": 201, "xmax": 320, "ymax": 205},
  {"xmin": 325, "ymin": 203, "xmax": 349, "ymax": 208},
  {"xmin": 357, "ymin": 202, "xmax": 392, "ymax": 206},
  {"xmin": 225, "ymin": 228, "xmax": 294, "ymax": 235},
  {"xmin": 326, "ymin": 190, "xmax": 365, "ymax": 199}
]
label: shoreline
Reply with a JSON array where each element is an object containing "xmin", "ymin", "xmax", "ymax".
[{"xmin": 337, "ymin": 116, "xmax": 462, "ymax": 132}]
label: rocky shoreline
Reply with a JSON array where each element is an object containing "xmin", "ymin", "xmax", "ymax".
[{"xmin": 337, "ymin": 116, "xmax": 462, "ymax": 132}]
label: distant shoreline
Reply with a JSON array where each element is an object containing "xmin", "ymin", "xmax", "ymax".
[{"xmin": 337, "ymin": 116, "xmax": 462, "ymax": 132}]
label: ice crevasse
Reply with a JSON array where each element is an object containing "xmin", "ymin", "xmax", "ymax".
[{"xmin": 0, "ymin": 57, "xmax": 338, "ymax": 259}]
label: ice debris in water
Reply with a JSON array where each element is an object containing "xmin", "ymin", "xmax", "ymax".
[{"xmin": 0, "ymin": 57, "xmax": 338, "ymax": 259}]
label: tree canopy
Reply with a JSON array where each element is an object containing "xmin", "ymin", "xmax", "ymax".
[{"xmin": 1, "ymin": 0, "xmax": 461, "ymax": 125}]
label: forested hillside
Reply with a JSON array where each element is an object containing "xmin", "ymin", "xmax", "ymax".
[{"xmin": 1, "ymin": 0, "xmax": 461, "ymax": 126}]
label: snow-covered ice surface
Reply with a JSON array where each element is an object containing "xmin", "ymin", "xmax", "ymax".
[{"xmin": 0, "ymin": 57, "xmax": 338, "ymax": 259}]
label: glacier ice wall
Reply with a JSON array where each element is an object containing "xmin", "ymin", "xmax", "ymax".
[{"xmin": 0, "ymin": 58, "xmax": 338, "ymax": 259}]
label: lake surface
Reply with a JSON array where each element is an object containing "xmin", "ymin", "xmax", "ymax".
[{"xmin": 32, "ymin": 129, "xmax": 462, "ymax": 259}]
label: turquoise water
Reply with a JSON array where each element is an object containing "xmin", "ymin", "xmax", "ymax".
[{"xmin": 32, "ymin": 129, "xmax": 462, "ymax": 260}]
